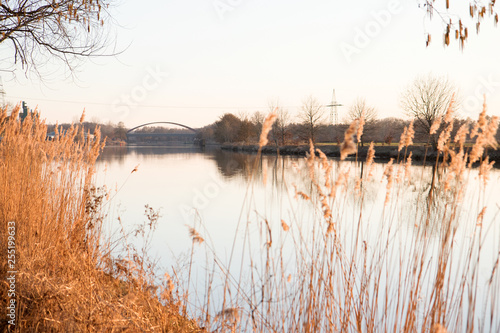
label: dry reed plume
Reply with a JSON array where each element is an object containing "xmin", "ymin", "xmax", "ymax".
[
  {"xmin": 258, "ymin": 109, "xmax": 278, "ymax": 148},
  {"xmin": 340, "ymin": 119, "xmax": 359, "ymax": 160},
  {"xmin": 182, "ymin": 98, "xmax": 499, "ymax": 332},
  {"xmin": 10, "ymin": 97, "xmax": 496, "ymax": 332},
  {"xmin": 0, "ymin": 106, "xmax": 201, "ymax": 332}
]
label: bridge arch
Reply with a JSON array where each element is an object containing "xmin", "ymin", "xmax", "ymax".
[{"xmin": 127, "ymin": 122, "xmax": 198, "ymax": 134}]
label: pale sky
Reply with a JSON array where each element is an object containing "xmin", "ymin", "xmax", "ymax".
[{"xmin": 2, "ymin": 0, "xmax": 500, "ymax": 128}]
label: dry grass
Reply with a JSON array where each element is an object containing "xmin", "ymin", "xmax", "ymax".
[
  {"xmin": 4, "ymin": 99, "xmax": 498, "ymax": 332},
  {"xmin": 179, "ymin": 103, "xmax": 500, "ymax": 332},
  {"xmin": 0, "ymin": 106, "xmax": 201, "ymax": 332}
]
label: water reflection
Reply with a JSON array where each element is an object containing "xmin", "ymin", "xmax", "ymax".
[
  {"xmin": 98, "ymin": 146, "xmax": 129, "ymax": 164},
  {"xmin": 209, "ymin": 150, "xmax": 255, "ymax": 179},
  {"xmin": 95, "ymin": 146, "xmax": 500, "ymax": 331},
  {"xmin": 98, "ymin": 145, "xmax": 206, "ymax": 164},
  {"xmin": 98, "ymin": 146, "xmax": 498, "ymax": 239}
]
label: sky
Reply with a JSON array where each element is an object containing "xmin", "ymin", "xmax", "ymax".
[{"xmin": 2, "ymin": 0, "xmax": 500, "ymax": 128}]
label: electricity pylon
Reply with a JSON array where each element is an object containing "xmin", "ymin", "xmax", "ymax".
[{"xmin": 326, "ymin": 89, "xmax": 342, "ymax": 125}]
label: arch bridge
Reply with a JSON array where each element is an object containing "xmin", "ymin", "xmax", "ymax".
[{"xmin": 126, "ymin": 122, "xmax": 202, "ymax": 145}]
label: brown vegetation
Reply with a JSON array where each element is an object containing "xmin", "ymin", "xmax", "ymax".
[
  {"xmin": 2, "ymin": 98, "xmax": 499, "ymax": 331},
  {"xmin": 0, "ymin": 106, "xmax": 201, "ymax": 332},
  {"xmin": 180, "ymin": 100, "xmax": 500, "ymax": 332}
]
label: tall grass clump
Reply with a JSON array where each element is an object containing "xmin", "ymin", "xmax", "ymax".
[
  {"xmin": 180, "ymin": 101, "xmax": 500, "ymax": 332},
  {"xmin": 0, "ymin": 106, "xmax": 201, "ymax": 332}
]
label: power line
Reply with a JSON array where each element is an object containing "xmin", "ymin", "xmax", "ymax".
[{"xmin": 7, "ymin": 95, "xmax": 297, "ymax": 110}]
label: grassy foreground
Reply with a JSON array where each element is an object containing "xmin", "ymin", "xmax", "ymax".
[
  {"xmin": 1, "ymin": 101, "xmax": 499, "ymax": 332},
  {"xmin": 179, "ymin": 103, "xmax": 500, "ymax": 332},
  {"xmin": 0, "ymin": 107, "xmax": 202, "ymax": 332}
]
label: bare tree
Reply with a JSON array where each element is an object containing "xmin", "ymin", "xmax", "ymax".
[
  {"xmin": 401, "ymin": 75, "xmax": 457, "ymax": 146},
  {"xmin": 299, "ymin": 95, "xmax": 325, "ymax": 143},
  {"xmin": 251, "ymin": 111, "xmax": 265, "ymax": 138},
  {"xmin": 267, "ymin": 99, "xmax": 290, "ymax": 146},
  {"xmin": 0, "ymin": 0, "xmax": 115, "ymax": 76},
  {"xmin": 274, "ymin": 108, "xmax": 290, "ymax": 146},
  {"xmin": 346, "ymin": 98, "xmax": 377, "ymax": 124},
  {"xmin": 373, "ymin": 117, "xmax": 407, "ymax": 145},
  {"xmin": 345, "ymin": 97, "xmax": 378, "ymax": 146},
  {"xmin": 113, "ymin": 121, "xmax": 127, "ymax": 141}
]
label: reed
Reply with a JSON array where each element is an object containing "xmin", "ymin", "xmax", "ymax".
[
  {"xmin": 180, "ymin": 100, "xmax": 499, "ymax": 332},
  {"xmin": 3, "ymin": 99, "xmax": 498, "ymax": 332},
  {"xmin": 0, "ymin": 106, "xmax": 201, "ymax": 332}
]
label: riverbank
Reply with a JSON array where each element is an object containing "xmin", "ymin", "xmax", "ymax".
[
  {"xmin": 0, "ymin": 110, "xmax": 202, "ymax": 332},
  {"xmin": 221, "ymin": 143, "xmax": 500, "ymax": 165}
]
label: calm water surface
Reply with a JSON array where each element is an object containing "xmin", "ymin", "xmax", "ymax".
[{"xmin": 96, "ymin": 145, "xmax": 500, "ymax": 330}]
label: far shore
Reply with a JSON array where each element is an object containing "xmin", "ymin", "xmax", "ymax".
[
  {"xmin": 105, "ymin": 142, "xmax": 500, "ymax": 167},
  {"xmin": 220, "ymin": 143, "xmax": 500, "ymax": 166}
]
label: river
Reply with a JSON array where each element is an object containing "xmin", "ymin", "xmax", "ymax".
[{"xmin": 95, "ymin": 145, "xmax": 500, "ymax": 332}]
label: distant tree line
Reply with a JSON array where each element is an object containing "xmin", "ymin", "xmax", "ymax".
[
  {"xmin": 198, "ymin": 112, "xmax": 411, "ymax": 146},
  {"xmin": 198, "ymin": 75, "xmax": 500, "ymax": 148},
  {"xmin": 39, "ymin": 74, "xmax": 499, "ymax": 148},
  {"xmin": 45, "ymin": 121, "xmax": 196, "ymax": 143},
  {"xmin": 46, "ymin": 121, "xmax": 128, "ymax": 143},
  {"xmin": 199, "ymin": 112, "xmax": 498, "ymax": 149}
]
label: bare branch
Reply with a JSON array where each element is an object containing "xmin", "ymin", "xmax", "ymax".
[
  {"xmin": 0, "ymin": 0, "xmax": 118, "ymax": 78},
  {"xmin": 345, "ymin": 97, "xmax": 378, "ymax": 125},
  {"xmin": 299, "ymin": 95, "xmax": 325, "ymax": 143},
  {"xmin": 400, "ymin": 74, "xmax": 458, "ymax": 146},
  {"xmin": 421, "ymin": 0, "xmax": 498, "ymax": 48}
]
